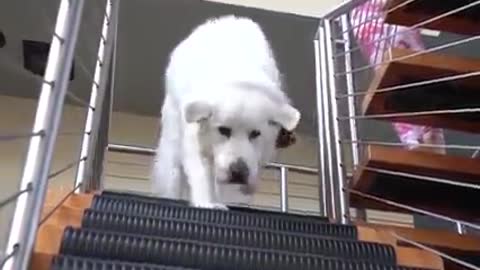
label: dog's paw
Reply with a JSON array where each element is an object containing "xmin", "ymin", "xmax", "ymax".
[{"xmin": 192, "ymin": 201, "xmax": 229, "ymax": 210}]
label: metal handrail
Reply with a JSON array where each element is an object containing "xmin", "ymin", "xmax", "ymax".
[
  {"xmin": 320, "ymin": 2, "xmax": 480, "ymax": 268},
  {"xmin": 107, "ymin": 143, "xmax": 319, "ymax": 174},
  {"xmin": 3, "ymin": 1, "xmax": 479, "ymax": 269},
  {"xmin": 322, "ymin": 0, "xmax": 370, "ymax": 19},
  {"xmin": 75, "ymin": 0, "xmax": 117, "ymax": 193},
  {"xmin": 107, "ymin": 143, "xmax": 320, "ymax": 212},
  {"xmin": 3, "ymin": 0, "xmax": 86, "ymax": 268}
]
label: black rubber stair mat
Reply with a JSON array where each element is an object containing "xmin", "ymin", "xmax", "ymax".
[
  {"xmin": 90, "ymin": 196, "xmax": 345, "ymax": 236},
  {"xmin": 82, "ymin": 208, "xmax": 355, "ymax": 239},
  {"xmin": 99, "ymin": 190, "xmax": 329, "ymax": 222},
  {"xmin": 59, "ymin": 227, "xmax": 425, "ymax": 270},
  {"xmin": 51, "ymin": 255, "xmax": 198, "ymax": 269},
  {"xmin": 101, "ymin": 190, "xmax": 189, "ymax": 206},
  {"xmin": 81, "ymin": 209, "xmax": 395, "ymax": 264}
]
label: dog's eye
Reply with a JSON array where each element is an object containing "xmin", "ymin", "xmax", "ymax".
[
  {"xmin": 218, "ymin": 126, "xmax": 232, "ymax": 138},
  {"xmin": 249, "ymin": 130, "xmax": 261, "ymax": 140}
]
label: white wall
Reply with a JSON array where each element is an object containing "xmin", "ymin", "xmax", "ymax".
[{"xmin": 206, "ymin": 0, "xmax": 344, "ymax": 17}]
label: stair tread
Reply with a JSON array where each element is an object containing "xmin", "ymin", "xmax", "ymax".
[
  {"xmin": 385, "ymin": 0, "xmax": 480, "ymax": 36},
  {"xmin": 362, "ymin": 47, "xmax": 480, "ymax": 133},
  {"xmin": 350, "ymin": 145, "xmax": 480, "ymax": 222},
  {"xmin": 58, "ymin": 227, "xmax": 427, "ymax": 270},
  {"xmin": 100, "ymin": 190, "xmax": 330, "ymax": 221},
  {"xmin": 51, "ymin": 255, "xmax": 197, "ymax": 269},
  {"xmin": 80, "ymin": 209, "xmax": 396, "ymax": 263},
  {"xmin": 90, "ymin": 194, "xmax": 340, "ymax": 236},
  {"xmin": 82, "ymin": 208, "xmax": 356, "ymax": 238},
  {"xmin": 357, "ymin": 222, "xmax": 480, "ymax": 252}
]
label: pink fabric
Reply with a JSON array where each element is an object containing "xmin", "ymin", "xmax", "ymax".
[{"xmin": 350, "ymin": 0, "xmax": 445, "ymax": 151}]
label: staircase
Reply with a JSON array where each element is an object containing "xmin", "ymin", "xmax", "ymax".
[
  {"xmin": 32, "ymin": 189, "xmax": 447, "ymax": 270},
  {"xmin": 350, "ymin": 0, "xmax": 480, "ymax": 225},
  {"xmin": 3, "ymin": 0, "xmax": 480, "ymax": 269},
  {"xmin": 343, "ymin": 0, "xmax": 480, "ymax": 268}
]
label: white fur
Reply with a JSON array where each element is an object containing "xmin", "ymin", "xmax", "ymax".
[{"xmin": 151, "ymin": 15, "xmax": 300, "ymax": 209}]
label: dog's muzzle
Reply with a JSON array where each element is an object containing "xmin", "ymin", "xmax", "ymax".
[{"xmin": 228, "ymin": 159, "xmax": 249, "ymax": 185}]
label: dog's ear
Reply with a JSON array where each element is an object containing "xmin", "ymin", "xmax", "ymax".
[
  {"xmin": 276, "ymin": 128, "xmax": 297, "ymax": 148},
  {"xmin": 185, "ymin": 101, "xmax": 212, "ymax": 123},
  {"xmin": 271, "ymin": 104, "xmax": 301, "ymax": 131}
]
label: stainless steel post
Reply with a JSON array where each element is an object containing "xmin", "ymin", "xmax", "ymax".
[
  {"xmin": 75, "ymin": 0, "xmax": 117, "ymax": 192},
  {"xmin": 456, "ymin": 222, "xmax": 466, "ymax": 234},
  {"xmin": 319, "ymin": 21, "xmax": 338, "ymax": 221},
  {"xmin": 107, "ymin": 0, "xmax": 119, "ymax": 153},
  {"xmin": 340, "ymin": 14, "xmax": 360, "ymax": 167},
  {"xmin": 280, "ymin": 166, "xmax": 289, "ymax": 212},
  {"xmin": 96, "ymin": 0, "xmax": 120, "ymax": 190},
  {"xmin": 324, "ymin": 19, "xmax": 349, "ymax": 224},
  {"xmin": 314, "ymin": 26, "xmax": 328, "ymax": 217},
  {"xmin": 4, "ymin": 0, "xmax": 85, "ymax": 268}
]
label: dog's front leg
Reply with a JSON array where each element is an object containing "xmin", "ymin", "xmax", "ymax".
[{"xmin": 182, "ymin": 124, "xmax": 227, "ymax": 210}]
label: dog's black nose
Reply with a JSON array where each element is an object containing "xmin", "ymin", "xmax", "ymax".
[{"xmin": 229, "ymin": 159, "xmax": 249, "ymax": 184}]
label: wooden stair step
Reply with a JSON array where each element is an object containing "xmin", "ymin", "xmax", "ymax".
[
  {"xmin": 31, "ymin": 194, "xmax": 93, "ymax": 270},
  {"xmin": 358, "ymin": 226, "xmax": 444, "ymax": 270},
  {"xmin": 350, "ymin": 145, "xmax": 480, "ymax": 222},
  {"xmin": 359, "ymin": 223, "xmax": 480, "ymax": 270},
  {"xmin": 396, "ymin": 248, "xmax": 444, "ymax": 270},
  {"xmin": 362, "ymin": 48, "xmax": 480, "ymax": 133},
  {"xmin": 359, "ymin": 222, "xmax": 480, "ymax": 253},
  {"xmin": 385, "ymin": 0, "xmax": 480, "ymax": 36}
]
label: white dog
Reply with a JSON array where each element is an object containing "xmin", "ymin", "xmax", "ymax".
[{"xmin": 151, "ymin": 15, "xmax": 300, "ymax": 209}]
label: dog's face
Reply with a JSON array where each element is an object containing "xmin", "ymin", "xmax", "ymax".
[{"xmin": 184, "ymin": 90, "xmax": 300, "ymax": 194}]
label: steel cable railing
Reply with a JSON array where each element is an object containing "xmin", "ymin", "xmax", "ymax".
[
  {"xmin": 0, "ymin": 1, "xmax": 118, "ymax": 269},
  {"xmin": 2, "ymin": 0, "xmax": 479, "ymax": 269},
  {"xmin": 317, "ymin": 0, "xmax": 480, "ymax": 269}
]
